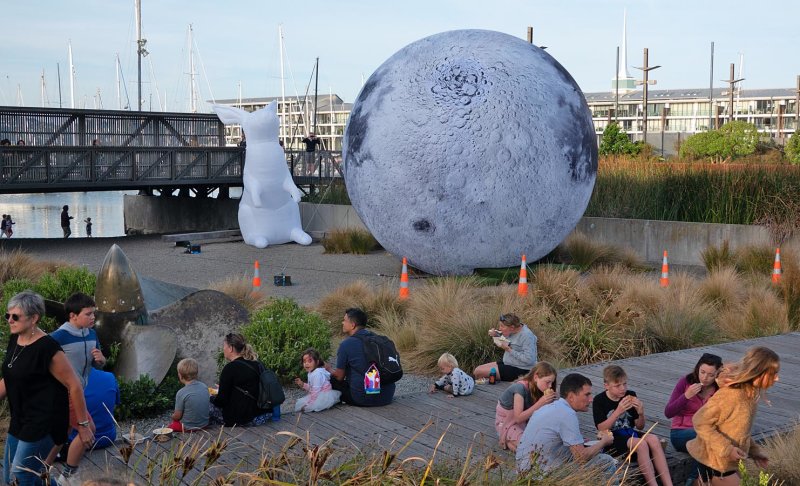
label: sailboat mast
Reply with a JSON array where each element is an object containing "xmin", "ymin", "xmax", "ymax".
[
  {"xmin": 41, "ymin": 69, "xmax": 47, "ymax": 107},
  {"xmin": 57, "ymin": 63, "xmax": 63, "ymax": 108},
  {"xmin": 68, "ymin": 41, "xmax": 75, "ymax": 108},
  {"xmin": 116, "ymin": 54, "xmax": 122, "ymax": 109},
  {"xmin": 279, "ymin": 25, "xmax": 287, "ymax": 148},
  {"xmin": 135, "ymin": 0, "xmax": 143, "ymax": 111},
  {"xmin": 313, "ymin": 57, "xmax": 319, "ymax": 136},
  {"xmin": 189, "ymin": 24, "xmax": 197, "ymax": 113}
]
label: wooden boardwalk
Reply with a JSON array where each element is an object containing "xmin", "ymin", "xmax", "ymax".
[{"xmin": 82, "ymin": 333, "xmax": 800, "ymax": 484}]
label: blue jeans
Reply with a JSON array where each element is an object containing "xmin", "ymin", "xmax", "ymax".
[
  {"xmin": 671, "ymin": 428, "xmax": 699, "ymax": 482},
  {"xmin": 3, "ymin": 433, "xmax": 57, "ymax": 486}
]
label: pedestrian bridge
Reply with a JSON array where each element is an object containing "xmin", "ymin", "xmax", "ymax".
[{"xmin": 0, "ymin": 106, "xmax": 340, "ymax": 194}]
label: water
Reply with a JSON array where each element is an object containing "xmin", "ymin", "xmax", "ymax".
[{"xmin": 0, "ymin": 191, "xmax": 137, "ymax": 238}]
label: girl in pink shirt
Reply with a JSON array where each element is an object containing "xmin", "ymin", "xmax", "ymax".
[{"xmin": 664, "ymin": 353, "xmax": 722, "ymax": 485}]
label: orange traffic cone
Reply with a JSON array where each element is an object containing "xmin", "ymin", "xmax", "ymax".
[
  {"xmin": 660, "ymin": 250, "xmax": 669, "ymax": 288},
  {"xmin": 517, "ymin": 255, "xmax": 529, "ymax": 296},
  {"xmin": 772, "ymin": 248, "xmax": 782, "ymax": 284},
  {"xmin": 399, "ymin": 257, "xmax": 409, "ymax": 300},
  {"xmin": 252, "ymin": 260, "xmax": 261, "ymax": 288}
]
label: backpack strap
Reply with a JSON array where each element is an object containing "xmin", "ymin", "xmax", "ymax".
[{"xmin": 232, "ymin": 359, "xmax": 260, "ymax": 401}]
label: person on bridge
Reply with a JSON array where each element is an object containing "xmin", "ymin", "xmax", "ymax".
[
  {"xmin": 301, "ymin": 132, "xmax": 321, "ymax": 174},
  {"xmin": 61, "ymin": 205, "xmax": 74, "ymax": 238}
]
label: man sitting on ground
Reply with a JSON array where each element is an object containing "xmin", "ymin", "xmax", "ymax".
[
  {"xmin": 516, "ymin": 373, "xmax": 617, "ymax": 479},
  {"xmin": 327, "ymin": 308, "xmax": 395, "ymax": 407}
]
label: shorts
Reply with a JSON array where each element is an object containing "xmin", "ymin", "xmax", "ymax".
[
  {"xmin": 68, "ymin": 395, "xmax": 95, "ymax": 432},
  {"xmin": 697, "ymin": 462, "xmax": 737, "ymax": 481},
  {"xmin": 496, "ymin": 360, "xmax": 530, "ymax": 382}
]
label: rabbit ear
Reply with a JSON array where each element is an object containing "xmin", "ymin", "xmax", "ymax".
[
  {"xmin": 266, "ymin": 100, "xmax": 278, "ymax": 115},
  {"xmin": 212, "ymin": 104, "xmax": 248, "ymax": 124}
]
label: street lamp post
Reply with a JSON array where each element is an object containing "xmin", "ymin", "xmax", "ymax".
[
  {"xmin": 723, "ymin": 63, "xmax": 744, "ymax": 124},
  {"xmin": 661, "ymin": 102, "xmax": 670, "ymax": 157},
  {"xmin": 634, "ymin": 48, "xmax": 660, "ymax": 144}
]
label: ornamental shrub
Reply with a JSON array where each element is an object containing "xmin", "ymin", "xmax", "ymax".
[
  {"xmin": 786, "ymin": 131, "xmax": 800, "ymax": 165},
  {"xmin": 680, "ymin": 121, "xmax": 758, "ymax": 160},
  {"xmin": 599, "ymin": 122, "xmax": 639, "ymax": 156},
  {"xmin": 242, "ymin": 298, "xmax": 332, "ymax": 383},
  {"xmin": 116, "ymin": 371, "xmax": 182, "ymax": 421}
]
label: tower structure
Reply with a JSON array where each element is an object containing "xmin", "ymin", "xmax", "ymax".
[{"xmin": 612, "ymin": 9, "xmax": 636, "ymax": 93}]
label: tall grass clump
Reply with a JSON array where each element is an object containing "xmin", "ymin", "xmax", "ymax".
[
  {"xmin": 321, "ymin": 227, "xmax": 380, "ymax": 254},
  {"xmin": 208, "ymin": 276, "xmax": 268, "ymax": 312},
  {"xmin": 0, "ymin": 249, "xmax": 70, "ymax": 284},
  {"xmin": 697, "ymin": 266, "xmax": 747, "ymax": 309},
  {"xmin": 761, "ymin": 425, "xmax": 800, "ymax": 484},
  {"xmin": 557, "ymin": 231, "xmax": 644, "ymax": 271},
  {"xmin": 717, "ymin": 287, "xmax": 790, "ymax": 339},
  {"xmin": 702, "ymin": 240, "xmax": 735, "ymax": 271},
  {"xmin": 736, "ymin": 245, "xmax": 776, "ymax": 275},
  {"xmin": 587, "ymin": 158, "xmax": 800, "ymax": 226},
  {"xmin": 316, "ymin": 280, "xmax": 407, "ymax": 330}
]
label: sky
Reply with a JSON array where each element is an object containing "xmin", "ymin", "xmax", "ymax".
[{"xmin": 2, "ymin": 0, "xmax": 798, "ymax": 113}]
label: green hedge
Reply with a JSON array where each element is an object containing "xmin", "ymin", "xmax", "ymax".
[{"xmin": 242, "ymin": 298, "xmax": 332, "ymax": 383}]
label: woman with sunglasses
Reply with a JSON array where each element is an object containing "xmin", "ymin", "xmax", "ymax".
[
  {"xmin": 1, "ymin": 291, "xmax": 93, "ymax": 485},
  {"xmin": 473, "ymin": 313, "xmax": 538, "ymax": 382},
  {"xmin": 664, "ymin": 353, "xmax": 723, "ymax": 486}
]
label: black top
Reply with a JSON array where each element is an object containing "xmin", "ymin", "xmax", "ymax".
[
  {"xmin": 2, "ymin": 334, "xmax": 69, "ymax": 444},
  {"xmin": 302, "ymin": 136, "xmax": 320, "ymax": 152},
  {"xmin": 211, "ymin": 357, "xmax": 264, "ymax": 426},
  {"xmin": 60, "ymin": 209, "xmax": 73, "ymax": 227}
]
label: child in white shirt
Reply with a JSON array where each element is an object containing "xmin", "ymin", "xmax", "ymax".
[
  {"xmin": 430, "ymin": 353, "xmax": 475, "ymax": 397},
  {"xmin": 293, "ymin": 348, "xmax": 341, "ymax": 412}
]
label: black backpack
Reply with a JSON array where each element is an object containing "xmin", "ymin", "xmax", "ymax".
[
  {"xmin": 235, "ymin": 360, "xmax": 286, "ymax": 410},
  {"xmin": 354, "ymin": 332, "xmax": 403, "ymax": 385}
]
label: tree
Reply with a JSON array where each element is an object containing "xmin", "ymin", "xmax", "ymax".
[
  {"xmin": 679, "ymin": 121, "xmax": 758, "ymax": 161},
  {"xmin": 786, "ymin": 131, "xmax": 800, "ymax": 165},
  {"xmin": 599, "ymin": 122, "xmax": 639, "ymax": 156}
]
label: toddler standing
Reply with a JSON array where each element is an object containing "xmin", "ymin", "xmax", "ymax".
[
  {"xmin": 430, "ymin": 353, "xmax": 475, "ymax": 397},
  {"xmin": 293, "ymin": 348, "xmax": 341, "ymax": 412},
  {"xmin": 84, "ymin": 218, "xmax": 92, "ymax": 237},
  {"xmin": 169, "ymin": 358, "xmax": 210, "ymax": 432}
]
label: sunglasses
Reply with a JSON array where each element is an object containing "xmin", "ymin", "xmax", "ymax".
[
  {"xmin": 499, "ymin": 314, "xmax": 507, "ymax": 322},
  {"xmin": 5, "ymin": 313, "xmax": 23, "ymax": 322}
]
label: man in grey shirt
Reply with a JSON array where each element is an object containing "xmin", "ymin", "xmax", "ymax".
[{"xmin": 516, "ymin": 373, "xmax": 617, "ymax": 480}]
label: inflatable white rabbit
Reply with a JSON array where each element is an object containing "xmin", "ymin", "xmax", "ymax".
[{"xmin": 213, "ymin": 101, "xmax": 312, "ymax": 248}]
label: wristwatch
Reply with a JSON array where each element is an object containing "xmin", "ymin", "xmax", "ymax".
[{"xmin": 77, "ymin": 420, "xmax": 90, "ymax": 427}]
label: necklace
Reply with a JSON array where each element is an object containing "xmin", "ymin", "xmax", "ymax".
[
  {"xmin": 7, "ymin": 327, "xmax": 38, "ymax": 368},
  {"xmin": 7, "ymin": 342, "xmax": 26, "ymax": 368}
]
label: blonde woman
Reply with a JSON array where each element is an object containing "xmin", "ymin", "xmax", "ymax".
[
  {"xmin": 686, "ymin": 346, "xmax": 780, "ymax": 485},
  {"xmin": 474, "ymin": 313, "xmax": 537, "ymax": 382}
]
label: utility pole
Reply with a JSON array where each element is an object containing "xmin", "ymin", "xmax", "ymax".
[
  {"xmin": 795, "ymin": 75, "xmax": 799, "ymax": 134},
  {"xmin": 723, "ymin": 63, "xmax": 745, "ymax": 124},
  {"xmin": 527, "ymin": 26, "xmax": 533, "ymax": 44},
  {"xmin": 709, "ymin": 42, "xmax": 714, "ymax": 130},
  {"xmin": 634, "ymin": 48, "xmax": 660, "ymax": 144}
]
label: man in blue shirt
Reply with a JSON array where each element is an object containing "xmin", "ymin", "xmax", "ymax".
[
  {"xmin": 327, "ymin": 308, "xmax": 395, "ymax": 407},
  {"xmin": 67, "ymin": 367, "xmax": 120, "ymax": 449}
]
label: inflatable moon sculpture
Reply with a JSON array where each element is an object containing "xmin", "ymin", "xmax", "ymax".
[
  {"xmin": 213, "ymin": 102, "xmax": 312, "ymax": 248},
  {"xmin": 343, "ymin": 30, "xmax": 597, "ymax": 275}
]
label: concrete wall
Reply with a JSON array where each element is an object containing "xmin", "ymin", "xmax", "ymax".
[
  {"xmin": 124, "ymin": 197, "xmax": 783, "ymax": 266},
  {"xmin": 299, "ymin": 202, "xmax": 367, "ymax": 239},
  {"xmin": 124, "ymin": 195, "xmax": 239, "ymax": 235},
  {"xmin": 576, "ymin": 217, "xmax": 784, "ymax": 266},
  {"xmin": 298, "ymin": 204, "xmax": 784, "ymax": 266}
]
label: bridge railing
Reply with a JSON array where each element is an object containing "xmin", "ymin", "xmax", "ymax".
[
  {"xmin": 0, "ymin": 146, "xmax": 243, "ymax": 192},
  {"xmin": 1, "ymin": 146, "xmax": 343, "ymax": 193},
  {"xmin": 0, "ymin": 106, "xmax": 225, "ymax": 147}
]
